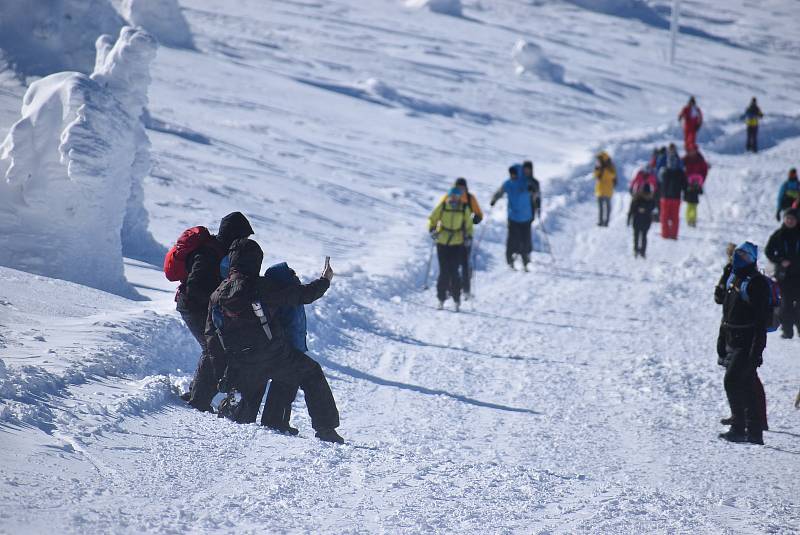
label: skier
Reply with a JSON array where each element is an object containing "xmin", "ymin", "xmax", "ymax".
[
  {"xmin": 627, "ymin": 183, "xmax": 656, "ymax": 258},
  {"xmin": 714, "ymin": 243, "xmax": 768, "ymax": 431},
  {"xmin": 776, "ymin": 168, "xmax": 800, "ymax": 221},
  {"xmin": 429, "ymin": 187, "xmax": 473, "ymax": 310},
  {"xmin": 209, "ymin": 238, "xmax": 344, "ymax": 443},
  {"xmin": 658, "ymin": 144, "xmax": 687, "ymax": 240},
  {"xmin": 491, "ymin": 165, "xmax": 534, "ymax": 271},
  {"xmin": 682, "ymin": 147, "xmax": 709, "ymax": 228},
  {"xmin": 172, "ymin": 212, "xmax": 254, "ymax": 412},
  {"xmin": 593, "ymin": 151, "xmax": 616, "ymax": 227},
  {"xmin": 716, "ymin": 242, "xmax": 769, "ymax": 445},
  {"xmin": 765, "ymin": 208, "xmax": 800, "ymax": 339},
  {"xmin": 448, "ymin": 177, "xmax": 484, "ymax": 300},
  {"xmin": 741, "ymin": 97, "xmax": 764, "ymax": 153},
  {"xmin": 678, "ymin": 96, "xmax": 703, "ymax": 151}
]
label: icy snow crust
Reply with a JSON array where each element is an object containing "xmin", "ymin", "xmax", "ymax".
[{"xmin": 2, "ymin": 0, "xmax": 800, "ymax": 533}]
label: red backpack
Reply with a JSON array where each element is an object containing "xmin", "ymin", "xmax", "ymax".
[{"xmin": 164, "ymin": 226, "xmax": 216, "ymax": 282}]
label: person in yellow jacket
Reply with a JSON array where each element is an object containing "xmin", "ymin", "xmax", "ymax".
[
  {"xmin": 429, "ymin": 187, "xmax": 474, "ymax": 311},
  {"xmin": 594, "ymin": 151, "xmax": 617, "ymax": 227},
  {"xmin": 437, "ymin": 178, "xmax": 483, "ymax": 299}
]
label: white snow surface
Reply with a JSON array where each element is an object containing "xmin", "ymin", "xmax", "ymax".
[
  {"xmin": 406, "ymin": 0, "xmax": 463, "ymax": 17},
  {"xmin": 0, "ymin": 27, "xmax": 162, "ymax": 296},
  {"xmin": 1, "ymin": 0, "xmax": 800, "ymax": 533}
]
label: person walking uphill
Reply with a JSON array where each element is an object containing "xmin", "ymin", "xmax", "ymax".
[
  {"xmin": 678, "ymin": 96, "xmax": 703, "ymax": 151},
  {"xmin": 491, "ymin": 165, "xmax": 534, "ymax": 271},
  {"xmin": 208, "ymin": 238, "xmax": 344, "ymax": 443},
  {"xmin": 593, "ymin": 151, "xmax": 616, "ymax": 227},
  {"xmin": 429, "ymin": 187, "xmax": 473, "ymax": 311},
  {"xmin": 765, "ymin": 208, "xmax": 800, "ymax": 339},
  {"xmin": 717, "ymin": 242, "xmax": 770, "ymax": 445},
  {"xmin": 447, "ymin": 178, "xmax": 483, "ymax": 299},
  {"xmin": 658, "ymin": 145, "xmax": 687, "ymax": 239},
  {"xmin": 682, "ymin": 146, "xmax": 709, "ymax": 227},
  {"xmin": 776, "ymin": 168, "xmax": 800, "ymax": 221},
  {"xmin": 627, "ymin": 184, "xmax": 656, "ymax": 258},
  {"xmin": 168, "ymin": 211, "xmax": 254, "ymax": 412},
  {"xmin": 741, "ymin": 97, "xmax": 764, "ymax": 153}
]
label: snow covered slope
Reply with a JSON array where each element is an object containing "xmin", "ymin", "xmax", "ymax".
[{"xmin": 2, "ymin": 0, "xmax": 800, "ymax": 533}]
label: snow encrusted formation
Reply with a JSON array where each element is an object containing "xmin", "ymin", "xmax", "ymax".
[
  {"xmin": 511, "ymin": 39, "xmax": 566, "ymax": 82},
  {"xmin": 113, "ymin": 0, "xmax": 195, "ymax": 49},
  {"xmin": 406, "ymin": 0, "xmax": 463, "ymax": 17},
  {"xmin": 0, "ymin": 27, "xmax": 161, "ymax": 296}
]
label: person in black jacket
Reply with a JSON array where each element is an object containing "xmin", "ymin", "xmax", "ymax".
[
  {"xmin": 716, "ymin": 242, "xmax": 769, "ymax": 445},
  {"xmin": 765, "ymin": 208, "xmax": 800, "ymax": 339},
  {"xmin": 627, "ymin": 184, "xmax": 655, "ymax": 258},
  {"xmin": 658, "ymin": 144, "xmax": 687, "ymax": 240},
  {"xmin": 208, "ymin": 238, "xmax": 344, "ymax": 443},
  {"xmin": 179, "ymin": 212, "xmax": 254, "ymax": 411}
]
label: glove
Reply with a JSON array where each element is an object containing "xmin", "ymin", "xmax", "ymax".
[
  {"xmin": 713, "ymin": 285, "xmax": 725, "ymax": 305},
  {"xmin": 473, "ymin": 214, "xmax": 482, "ymax": 224},
  {"xmin": 429, "ymin": 229, "xmax": 438, "ymax": 241},
  {"xmin": 716, "ymin": 327, "xmax": 727, "ymax": 366},
  {"xmin": 490, "ymin": 200, "xmax": 496, "ymax": 207}
]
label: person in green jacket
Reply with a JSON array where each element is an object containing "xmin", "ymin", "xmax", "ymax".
[{"xmin": 429, "ymin": 187, "xmax": 474, "ymax": 311}]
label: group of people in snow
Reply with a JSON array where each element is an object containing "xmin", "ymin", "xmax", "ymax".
[
  {"xmin": 427, "ymin": 161, "xmax": 540, "ymax": 311},
  {"xmin": 170, "ymin": 212, "xmax": 345, "ymax": 444}
]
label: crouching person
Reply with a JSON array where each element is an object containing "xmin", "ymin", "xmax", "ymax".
[{"xmin": 208, "ymin": 238, "xmax": 344, "ymax": 444}]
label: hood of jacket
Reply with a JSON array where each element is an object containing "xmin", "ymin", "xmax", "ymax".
[
  {"xmin": 218, "ymin": 212, "xmax": 254, "ymax": 249},
  {"xmin": 228, "ymin": 238, "xmax": 263, "ymax": 277}
]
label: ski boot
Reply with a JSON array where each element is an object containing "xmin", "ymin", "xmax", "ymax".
[
  {"xmin": 718, "ymin": 427, "xmax": 748, "ymax": 443},
  {"xmin": 315, "ymin": 428, "xmax": 345, "ymax": 444},
  {"xmin": 454, "ymin": 300, "xmax": 461, "ymax": 313}
]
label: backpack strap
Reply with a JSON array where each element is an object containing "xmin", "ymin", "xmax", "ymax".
[{"xmin": 251, "ymin": 301, "xmax": 273, "ymax": 341}]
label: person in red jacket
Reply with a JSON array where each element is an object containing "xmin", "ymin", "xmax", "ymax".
[
  {"xmin": 682, "ymin": 146, "xmax": 709, "ymax": 179},
  {"xmin": 678, "ymin": 96, "xmax": 703, "ymax": 151}
]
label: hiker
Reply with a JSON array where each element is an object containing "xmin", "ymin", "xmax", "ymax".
[
  {"xmin": 714, "ymin": 243, "xmax": 768, "ymax": 432},
  {"xmin": 491, "ymin": 165, "xmax": 534, "ymax": 271},
  {"xmin": 741, "ymin": 97, "xmax": 764, "ymax": 152},
  {"xmin": 716, "ymin": 242, "xmax": 769, "ymax": 445},
  {"xmin": 765, "ymin": 208, "xmax": 800, "ymax": 339},
  {"xmin": 682, "ymin": 147, "xmax": 709, "ymax": 228},
  {"xmin": 776, "ymin": 168, "xmax": 800, "ymax": 221},
  {"xmin": 658, "ymin": 144, "xmax": 687, "ymax": 239},
  {"xmin": 169, "ymin": 212, "xmax": 254, "ymax": 412},
  {"xmin": 627, "ymin": 183, "xmax": 656, "ymax": 258},
  {"xmin": 429, "ymin": 187, "xmax": 473, "ymax": 310},
  {"xmin": 209, "ymin": 238, "xmax": 344, "ymax": 443},
  {"xmin": 449, "ymin": 177, "xmax": 484, "ymax": 300},
  {"xmin": 629, "ymin": 163, "xmax": 658, "ymax": 196},
  {"xmin": 593, "ymin": 151, "xmax": 616, "ymax": 227},
  {"xmin": 678, "ymin": 96, "xmax": 703, "ymax": 151},
  {"xmin": 522, "ymin": 161, "xmax": 542, "ymax": 222}
]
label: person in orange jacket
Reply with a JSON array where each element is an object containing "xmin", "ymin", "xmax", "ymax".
[{"xmin": 678, "ymin": 96, "xmax": 703, "ymax": 151}]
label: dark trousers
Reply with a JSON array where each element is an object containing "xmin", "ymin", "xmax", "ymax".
[
  {"xmin": 746, "ymin": 125, "xmax": 758, "ymax": 152},
  {"xmin": 597, "ymin": 196, "xmax": 611, "ymax": 226},
  {"xmin": 261, "ymin": 380, "xmax": 299, "ymax": 428},
  {"xmin": 506, "ymin": 220, "xmax": 532, "ymax": 265},
  {"xmin": 232, "ymin": 348, "xmax": 340, "ymax": 430},
  {"xmin": 460, "ymin": 245, "xmax": 472, "ymax": 294},
  {"xmin": 437, "ymin": 244, "xmax": 463, "ymax": 302},
  {"xmin": 723, "ymin": 342, "xmax": 763, "ymax": 432},
  {"xmin": 778, "ymin": 281, "xmax": 800, "ymax": 337},
  {"xmin": 633, "ymin": 223, "xmax": 650, "ymax": 256},
  {"xmin": 181, "ymin": 310, "xmax": 225, "ymax": 411}
]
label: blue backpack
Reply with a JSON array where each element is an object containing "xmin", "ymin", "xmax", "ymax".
[{"xmin": 263, "ymin": 263, "xmax": 308, "ymax": 352}]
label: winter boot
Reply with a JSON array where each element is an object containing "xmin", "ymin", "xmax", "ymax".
[
  {"xmin": 719, "ymin": 416, "xmax": 734, "ymax": 426},
  {"xmin": 454, "ymin": 301, "xmax": 461, "ymax": 313},
  {"xmin": 746, "ymin": 429, "xmax": 764, "ymax": 445},
  {"xmin": 437, "ymin": 300, "xmax": 444, "ymax": 310},
  {"xmin": 718, "ymin": 427, "xmax": 748, "ymax": 443},
  {"xmin": 315, "ymin": 428, "xmax": 345, "ymax": 444},
  {"xmin": 266, "ymin": 422, "xmax": 299, "ymax": 436}
]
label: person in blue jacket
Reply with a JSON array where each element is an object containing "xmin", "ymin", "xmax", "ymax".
[
  {"xmin": 776, "ymin": 168, "xmax": 799, "ymax": 221},
  {"xmin": 491, "ymin": 164, "xmax": 535, "ymax": 271}
]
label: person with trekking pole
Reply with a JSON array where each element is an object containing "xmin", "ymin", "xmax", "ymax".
[
  {"xmin": 445, "ymin": 177, "xmax": 484, "ymax": 300},
  {"xmin": 491, "ymin": 164, "xmax": 535, "ymax": 271},
  {"xmin": 429, "ymin": 187, "xmax": 473, "ymax": 311}
]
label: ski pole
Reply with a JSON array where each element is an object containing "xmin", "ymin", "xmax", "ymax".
[{"xmin": 422, "ymin": 237, "xmax": 436, "ymax": 289}]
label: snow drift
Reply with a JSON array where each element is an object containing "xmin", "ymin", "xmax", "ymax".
[
  {"xmin": 0, "ymin": 27, "xmax": 162, "ymax": 296},
  {"xmin": 113, "ymin": 0, "xmax": 195, "ymax": 49},
  {"xmin": 511, "ymin": 40, "xmax": 565, "ymax": 82},
  {"xmin": 406, "ymin": 0, "xmax": 463, "ymax": 17}
]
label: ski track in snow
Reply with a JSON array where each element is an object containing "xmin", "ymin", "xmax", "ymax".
[{"xmin": 2, "ymin": 0, "xmax": 800, "ymax": 533}]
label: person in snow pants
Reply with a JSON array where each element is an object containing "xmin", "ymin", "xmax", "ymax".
[
  {"xmin": 177, "ymin": 212, "xmax": 254, "ymax": 412},
  {"xmin": 776, "ymin": 168, "xmax": 800, "ymax": 221},
  {"xmin": 429, "ymin": 187, "xmax": 473, "ymax": 309},
  {"xmin": 716, "ymin": 242, "xmax": 769, "ymax": 445},
  {"xmin": 658, "ymin": 145, "xmax": 687, "ymax": 240},
  {"xmin": 442, "ymin": 177, "xmax": 483, "ymax": 299},
  {"xmin": 627, "ymin": 184, "xmax": 655, "ymax": 258},
  {"xmin": 208, "ymin": 238, "xmax": 343, "ymax": 444},
  {"xmin": 714, "ymin": 243, "xmax": 768, "ymax": 431},
  {"xmin": 741, "ymin": 97, "xmax": 763, "ymax": 153},
  {"xmin": 491, "ymin": 165, "xmax": 535, "ymax": 270},
  {"xmin": 678, "ymin": 96, "xmax": 703, "ymax": 151},
  {"xmin": 594, "ymin": 151, "xmax": 616, "ymax": 227},
  {"xmin": 682, "ymin": 147, "xmax": 709, "ymax": 228},
  {"xmin": 765, "ymin": 208, "xmax": 800, "ymax": 339}
]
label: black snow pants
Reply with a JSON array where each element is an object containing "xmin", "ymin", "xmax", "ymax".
[
  {"xmin": 437, "ymin": 244, "xmax": 463, "ymax": 303},
  {"xmin": 460, "ymin": 244, "xmax": 472, "ymax": 295},
  {"xmin": 778, "ymin": 281, "xmax": 800, "ymax": 338},
  {"xmin": 746, "ymin": 125, "xmax": 758, "ymax": 152},
  {"xmin": 633, "ymin": 221, "xmax": 651, "ymax": 256},
  {"xmin": 261, "ymin": 380, "xmax": 299, "ymax": 428},
  {"xmin": 506, "ymin": 220, "xmax": 532, "ymax": 266},
  {"xmin": 723, "ymin": 330, "xmax": 763, "ymax": 433},
  {"xmin": 231, "ymin": 348, "xmax": 340, "ymax": 431},
  {"xmin": 182, "ymin": 310, "xmax": 226, "ymax": 412}
]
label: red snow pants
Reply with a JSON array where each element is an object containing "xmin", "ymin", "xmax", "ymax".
[
  {"xmin": 660, "ymin": 198, "xmax": 681, "ymax": 239},
  {"xmin": 684, "ymin": 127, "xmax": 698, "ymax": 151}
]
